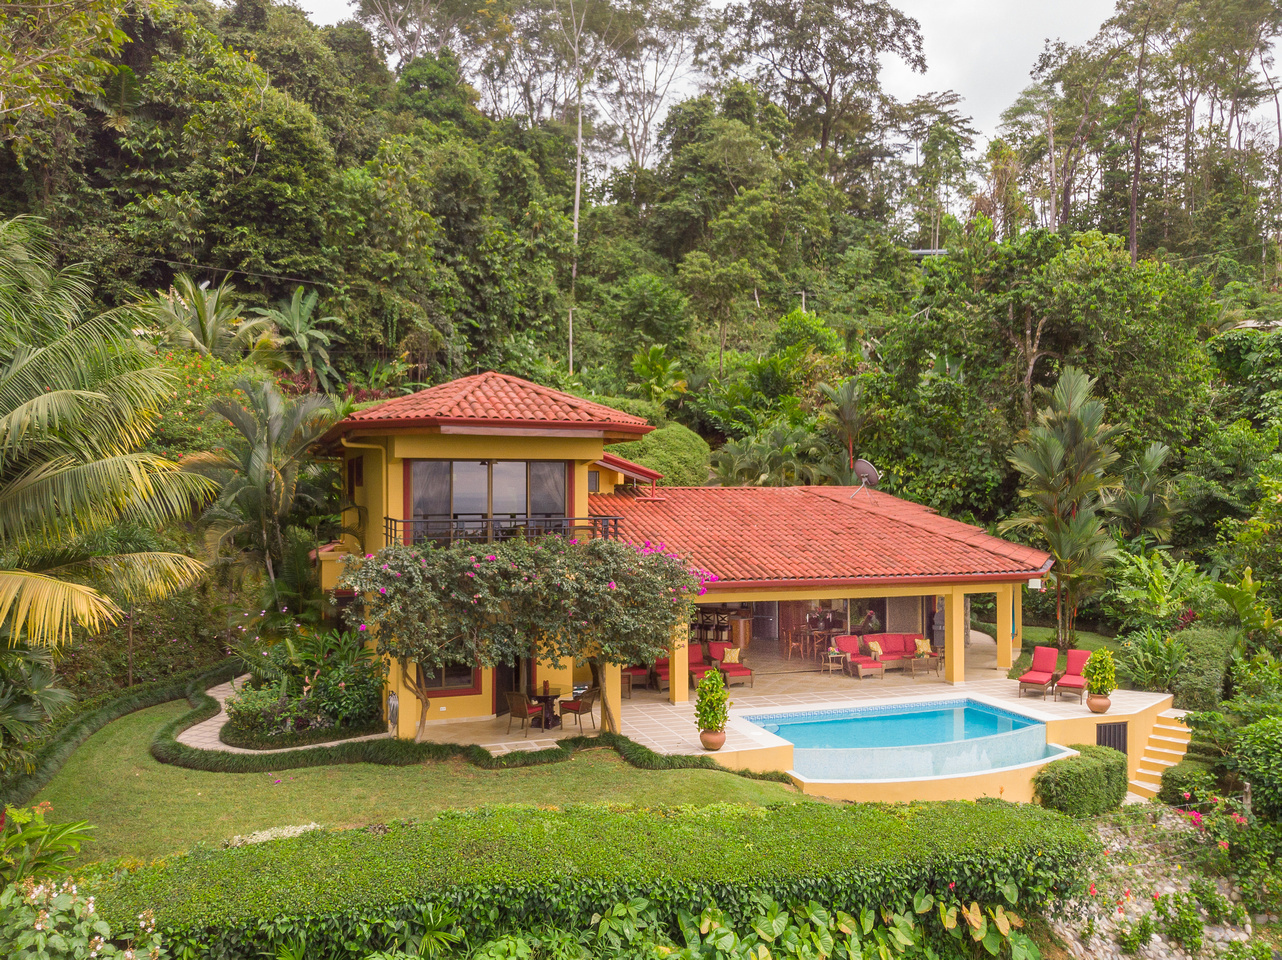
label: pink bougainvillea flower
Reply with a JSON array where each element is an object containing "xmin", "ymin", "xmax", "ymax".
[
  {"xmin": 608, "ymin": 581, "xmax": 617, "ymax": 589},
  {"xmin": 358, "ymin": 624, "xmax": 368, "ymax": 631},
  {"xmin": 1219, "ymin": 840, "xmax": 1229, "ymax": 849},
  {"xmin": 378, "ymin": 587, "xmax": 387, "ymax": 594},
  {"xmin": 486, "ymin": 554, "xmax": 497, "ymax": 561}
]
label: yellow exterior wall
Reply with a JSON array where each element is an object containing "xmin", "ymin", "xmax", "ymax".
[
  {"xmin": 1045, "ymin": 694, "xmax": 1173, "ymax": 781},
  {"xmin": 387, "ymin": 662, "xmax": 496, "ymax": 737},
  {"xmin": 790, "ymin": 763, "xmax": 1046, "ymax": 803}
]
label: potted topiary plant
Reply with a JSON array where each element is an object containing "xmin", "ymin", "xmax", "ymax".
[
  {"xmin": 1082, "ymin": 648, "xmax": 1116, "ymax": 714},
  {"xmin": 695, "ymin": 669, "xmax": 730, "ymax": 750}
]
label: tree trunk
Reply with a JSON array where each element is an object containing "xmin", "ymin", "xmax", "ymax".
[
  {"xmin": 401, "ymin": 659, "xmax": 432, "ymax": 742},
  {"xmin": 568, "ymin": 76, "xmax": 584, "ymax": 375},
  {"xmin": 1128, "ymin": 16, "xmax": 1151, "ymax": 265},
  {"xmin": 127, "ymin": 606, "xmax": 134, "ymax": 687}
]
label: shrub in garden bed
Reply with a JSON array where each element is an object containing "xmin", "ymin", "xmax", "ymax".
[
  {"xmin": 96, "ymin": 800, "xmax": 1097, "ymax": 959},
  {"xmin": 223, "ymin": 630, "xmax": 386, "ymax": 748},
  {"xmin": 1158, "ymin": 759, "xmax": 1216, "ymax": 806},
  {"xmin": 1033, "ymin": 745, "xmax": 1128, "ymax": 816},
  {"xmin": 1173, "ymin": 626, "xmax": 1238, "ymax": 711}
]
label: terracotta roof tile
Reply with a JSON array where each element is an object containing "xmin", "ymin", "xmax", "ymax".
[
  {"xmin": 589, "ymin": 486, "xmax": 1051, "ymax": 588},
  {"xmin": 329, "ymin": 372, "xmax": 650, "ymax": 435}
]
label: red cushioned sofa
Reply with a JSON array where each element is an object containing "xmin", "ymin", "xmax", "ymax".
[
  {"xmin": 831, "ymin": 635, "xmax": 883, "ymax": 679},
  {"xmin": 861, "ymin": 633, "xmax": 926, "ymax": 670}
]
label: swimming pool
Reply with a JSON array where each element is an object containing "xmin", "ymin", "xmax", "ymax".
[{"xmin": 743, "ymin": 699, "xmax": 1072, "ymax": 781}]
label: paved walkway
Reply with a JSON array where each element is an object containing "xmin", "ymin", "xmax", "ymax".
[{"xmin": 176, "ymin": 677, "xmax": 391, "ymax": 754}]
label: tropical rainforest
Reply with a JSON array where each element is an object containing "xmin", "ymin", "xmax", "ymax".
[{"xmin": 5, "ymin": 0, "xmax": 1282, "ymax": 582}]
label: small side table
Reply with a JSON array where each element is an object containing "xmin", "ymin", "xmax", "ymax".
[
  {"xmin": 909, "ymin": 655, "xmax": 941, "ymax": 679},
  {"xmin": 820, "ymin": 651, "xmax": 846, "ymax": 676}
]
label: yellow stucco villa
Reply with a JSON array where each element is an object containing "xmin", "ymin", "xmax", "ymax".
[{"xmin": 314, "ymin": 372, "xmax": 1184, "ymax": 802}]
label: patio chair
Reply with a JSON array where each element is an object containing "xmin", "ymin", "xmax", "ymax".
[
  {"xmin": 559, "ymin": 687, "xmax": 599, "ymax": 731},
  {"xmin": 1054, "ymin": 649, "xmax": 1091, "ymax": 702},
  {"xmin": 622, "ymin": 664, "xmax": 650, "ymax": 697},
  {"xmin": 1017, "ymin": 646, "xmax": 1059, "ymax": 698},
  {"xmin": 688, "ymin": 644, "xmax": 718, "ymax": 686},
  {"xmin": 505, "ymin": 691, "xmax": 543, "ymax": 737},
  {"xmin": 653, "ymin": 656, "xmax": 670, "ymax": 691},
  {"xmin": 709, "ymin": 641, "xmax": 754, "ymax": 687},
  {"xmin": 782, "ymin": 628, "xmax": 806, "ymax": 660}
]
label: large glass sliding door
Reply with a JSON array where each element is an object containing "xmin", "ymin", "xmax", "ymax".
[{"xmin": 408, "ymin": 460, "xmax": 567, "ymax": 542}]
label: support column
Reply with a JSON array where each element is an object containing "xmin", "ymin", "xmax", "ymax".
[
  {"xmin": 669, "ymin": 622, "xmax": 689, "ymax": 704},
  {"xmin": 601, "ymin": 662, "xmax": 622, "ymax": 733},
  {"xmin": 996, "ymin": 584, "xmax": 1014, "ymax": 670},
  {"xmin": 944, "ymin": 590, "xmax": 966, "ymax": 684},
  {"xmin": 1014, "ymin": 586, "xmax": 1023, "ymax": 656}
]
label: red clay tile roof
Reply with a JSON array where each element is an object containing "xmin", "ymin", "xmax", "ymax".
[
  {"xmin": 589, "ymin": 486, "xmax": 1052, "ymax": 589},
  {"xmin": 325, "ymin": 372, "xmax": 651, "ymax": 438},
  {"xmin": 596, "ymin": 452, "xmax": 663, "ymax": 482}
]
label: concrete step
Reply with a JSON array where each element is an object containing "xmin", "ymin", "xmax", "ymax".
[
  {"xmin": 1160, "ymin": 708, "xmax": 1189, "ymax": 720},
  {"xmin": 1146, "ymin": 744, "xmax": 1187, "ymax": 758},
  {"xmin": 1136, "ymin": 766, "xmax": 1166, "ymax": 781},
  {"xmin": 1153, "ymin": 723, "xmax": 1191, "ymax": 740},
  {"xmin": 1149, "ymin": 734, "xmax": 1190, "ymax": 748},
  {"xmin": 1129, "ymin": 779, "xmax": 1159, "ymax": 798},
  {"xmin": 1143, "ymin": 756, "xmax": 1178, "ymax": 768}
]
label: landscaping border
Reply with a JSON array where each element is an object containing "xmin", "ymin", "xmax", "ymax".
[
  {"xmin": 151, "ymin": 675, "xmax": 794, "ymax": 782},
  {"xmin": 0, "ymin": 660, "xmax": 238, "ymax": 806}
]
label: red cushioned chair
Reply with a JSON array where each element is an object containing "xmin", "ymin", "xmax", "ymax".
[
  {"xmin": 653, "ymin": 656, "xmax": 670, "ymax": 691},
  {"xmin": 505, "ymin": 691, "xmax": 544, "ymax": 737},
  {"xmin": 1054, "ymin": 649, "xmax": 1091, "ymax": 703},
  {"xmin": 622, "ymin": 664, "xmax": 650, "ymax": 697},
  {"xmin": 559, "ymin": 687, "xmax": 599, "ymax": 731},
  {"xmin": 688, "ymin": 644, "xmax": 718, "ymax": 686},
  {"xmin": 709, "ymin": 641, "xmax": 754, "ymax": 687},
  {"xmin": 1018, "ymin": 646, "xmax": 1059, "ymax": 698}
]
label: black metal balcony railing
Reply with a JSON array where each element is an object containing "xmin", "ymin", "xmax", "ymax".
[{"xmin": 384, "ymin": 515, "xmax": 623, "ymax": 546}]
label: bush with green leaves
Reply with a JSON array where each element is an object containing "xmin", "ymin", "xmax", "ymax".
[
  {"xmin": 96, "ymin": 801, "xmax": 1096, "ymax": 958},
  {"xmin": 694, "ymin": 670, "xmax": 729, "ymax": 733},
  {"xmin": 1082, "ymin": 649, "xmax": 1117, "ymax": 697},
  {"xmin": 1033, "ymin": 745, "xmax": 1128, "ymax": 816},
  {"xmin": 1154, "ymin": 891, "xmax": 1203, "ymax": 953},
  {"xmin": 1235, "ymin": 715, "xmax": 1282, "ymax": 820},
  {"xmin": 1115, "ymin": 912, "xmax": 1154, "ymax": 955},
  {"xmin": 1158, "ymin": 759, "xmax": 1216, "ymax": 806},
  {"xmin": 1117, "ymin": 627, "xmax": 1187, "ymax": 692},
  {"xmin": 608, "ymin": 423, "xmax": 711, "ymax": 486},
  {"xmin": 0, "ymin": 878, "xmax": 165, "ymax": 960},
  {"xmin": 0, "ymin": 805, "xmax": 92, "ymax": 886},
  {"xmin": 1173, "ymin": 626, "xmax": 1237, "ymax": 710}
]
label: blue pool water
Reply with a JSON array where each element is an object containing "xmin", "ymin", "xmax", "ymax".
[{"xmin": 744, "ymin": 699, "xmax": 1070, "ymax": 781}]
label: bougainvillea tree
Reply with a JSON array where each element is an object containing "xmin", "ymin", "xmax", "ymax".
[{"xmin": 337, "ymin": 535, "xmax": 708, "ymax": 738}]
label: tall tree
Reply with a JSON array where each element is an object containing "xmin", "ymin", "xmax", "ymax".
[{"xmin": 728, "ymin": 0, "xmax": 925, "ymax": 170}]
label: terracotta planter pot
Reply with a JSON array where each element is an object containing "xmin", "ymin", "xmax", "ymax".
[
  {"xmin": 699, "ymin": 729, "xmax": 726, "ymax": 751},
  {"xmin": 1087, "ymin": 693, "xmax": 1112, "ymax": 715}
]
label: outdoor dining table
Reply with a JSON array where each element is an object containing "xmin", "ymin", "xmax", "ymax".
[{"xmin": 530, "ymin": 687, "xmax": 563, "ymax": 729}]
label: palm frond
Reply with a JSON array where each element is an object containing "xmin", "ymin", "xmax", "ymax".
[{"xmin": 0, "ymin": 569, "xmax": 120, "ymax": 647}]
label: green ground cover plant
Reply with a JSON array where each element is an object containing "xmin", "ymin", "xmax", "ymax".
[
  {"xmin": 95, "ymin": 800, "xmax": 1096, "ymax": 959},
  {"xmin": 1032, "ymin": 745, "xmax": 1127, "ymax": 816},
  {"xmin": 36, "ymin": 701, "xmax": 800, "ymax": 861}
]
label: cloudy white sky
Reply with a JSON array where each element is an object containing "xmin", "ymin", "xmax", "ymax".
[{"xmin": 296, "ymin": 0, "xmax": 1119, "ymax": 139}]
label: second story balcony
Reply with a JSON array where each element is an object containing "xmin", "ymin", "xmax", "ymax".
[{"xmin": 384, "ymin": 515, "xmax": 622, "ymax": 547}]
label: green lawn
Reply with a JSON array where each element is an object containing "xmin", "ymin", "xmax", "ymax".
[
  {"xmin": 992, "ymin": 624, "xmax": 1121, "ymax": 678},
  {"xmin": 37, "ymin": 702, "xmax": 800, "ymax": 864}
]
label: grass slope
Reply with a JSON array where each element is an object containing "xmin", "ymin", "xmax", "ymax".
[{"xmin": 37, "ymin": 702, "xmax": 799, "ymax": 862}]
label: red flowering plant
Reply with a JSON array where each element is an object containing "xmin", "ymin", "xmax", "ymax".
[
  {"xmin": 1174, "ymin": 784, "xmax": 1253, "ymax": 873},
  {"xmin": 338, "ymin": 536, "xmax": 706, "ymax": 737}
]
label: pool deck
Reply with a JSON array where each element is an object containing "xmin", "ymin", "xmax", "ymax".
[{"xmin": 406, "ymin": 633, "xmax": 1173, "ymax": 803}]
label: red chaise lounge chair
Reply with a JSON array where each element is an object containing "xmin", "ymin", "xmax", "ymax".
[
  {"xmin": 831, "ymin": 635, "xmax": 883, "ymax": 679},
  {"xmin": 1018, "ymin": 645, "xmax": 1059, "ymax": 698},
  {"xmin": 709, "ymin": 641, "xmax": 754, "ymax": 687},
  {"xmin": 1054, "ymin": 648, "xmax": 1091, "ymax": 702}
]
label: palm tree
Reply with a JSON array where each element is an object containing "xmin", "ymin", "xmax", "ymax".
[
  {"xmin": 252, "ymin": 286, "xmax": 343, "ymax": 391},
  {"xmin": 0, "ymin": 646, "xmax": 72, "ymax": 773},
  {"xmin": 0, "ymin": 217, "xmax": 214, "ymax": 648},
  {"xmin": 818, "ymin": 378, "xmax": 867, "ymax": 472},
  {"xmin": 629, "ymin": 344, "xmax": 687, "ymax": 405},
  {"xmin": 1106, "ymin": 441, "xmax": 1179, "ymax": 548},
  {"xmin": 152, "ymin": 273, "xmax": 276, "ymax": 363},
  {"xmin": 713, "ymin": 424, "xmax": 828, "ymax": 487},
  {"xmin": 1002, "ymin": 367, "xmax": 1124, "ymax": 649},
  {"xmin": 184, "ymin": 379, "xmax": 334, "ymax": 597}
]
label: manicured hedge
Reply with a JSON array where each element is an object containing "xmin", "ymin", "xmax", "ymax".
[
  {"xmin": 151, "ymin": 678, "xmax": 792, "ymax": 781},
  {"xmin": 0, "ymin": 660, "xmax": 237, "ymax": 806},
  {"xmin": 97, "ymin": 800, "xmax": 1097, "ymax": 960},
  {"xmin": 1158, "ymin": 759, "xmax": 1216, "ymax": 806},
  {"xmin": 1032, "ymin": 745, "xmax": 1128, "ymax": 816},
  {"xmin": 218, "ymin": 719, "xmax": 386, "ymax": 750},
  {"xmin": 1172, "ymin": 626, "xmax": 1238, "ymax": 711}
]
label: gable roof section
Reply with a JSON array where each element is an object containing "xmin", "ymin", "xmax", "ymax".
[
  {"xmin": 324, "ymin": 372, "xmax": 651, "ymax": 440},
  {"xmin": 596, "ymin": 452, "xmax": 663, "ymax": 483},
  {"xmin": 589, "ymin": 485, "xmax": 1051, "ymax": 589}
]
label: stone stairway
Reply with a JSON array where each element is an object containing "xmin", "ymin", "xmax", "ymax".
[{"xmin": 1129, "ymin": 709, "xmax": 1191, "ymax": 799}]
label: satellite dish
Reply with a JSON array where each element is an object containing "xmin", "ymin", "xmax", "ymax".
[{"xmin": 853, "ymin": 459, "xmax": 880, "ymax": 487}]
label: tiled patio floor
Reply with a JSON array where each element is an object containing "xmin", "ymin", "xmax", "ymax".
[{"xmin": 411, "ymin": 631, "xmax": 1168, "ymax": 758}]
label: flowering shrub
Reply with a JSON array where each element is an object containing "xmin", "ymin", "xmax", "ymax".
[
  {"xmin": 0, "ymin": 878, "xmax": 163, "ymax": 960},
  {"xmin": 339, "ymin": 536, "xmax": 708, "ymax": 738}
]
